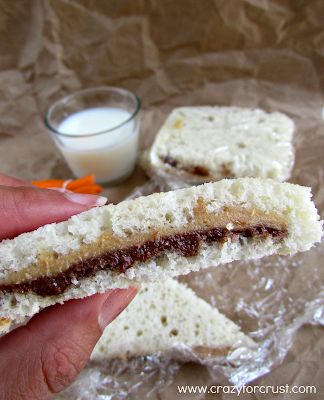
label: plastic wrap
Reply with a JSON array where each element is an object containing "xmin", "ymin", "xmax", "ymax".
[
  {"xmin": 57, "ymin": 128, "xmax": 324, "ymax": 398},
  {"xmin": 0, "ymin": 1, "xmax": 323, "ymax": 398},
  {"xmin": 146, "ymin": 106, "xmax": 296, "ymax": 183},
  {"xmin": 57, "ymin": 246, "xmax": 324, "ymax": 399}
]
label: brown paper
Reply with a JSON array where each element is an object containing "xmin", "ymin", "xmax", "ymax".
[{"xmin": 1, "ymin": 0, "xmax": 324, "ymax": 398}]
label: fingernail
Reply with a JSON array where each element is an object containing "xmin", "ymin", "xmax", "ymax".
[
  {"xmin": 98, "ymin": 284, "xmax": 141, "ymax": 331},
  {"xmin": 64, "ymin": 192, "xmax": 107, "ymax": 206}
]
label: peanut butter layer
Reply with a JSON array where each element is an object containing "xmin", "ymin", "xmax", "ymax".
[
  {"xmin": 0, "ymin": 318, "xmax": 11, "ymax": 331},
  {"xmin": 0, "ymin": 204, "xmax": 288, "ymax": 296},
  {"xmin": 0, "ymin": 224, "xmax": 286, "ymax": 297}
]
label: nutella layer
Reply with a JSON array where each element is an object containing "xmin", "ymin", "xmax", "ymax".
[
  {"xmin": 0, "ymin": 205, "xmax": 287, "ymax": 297},
  {"xmin": 0, "ymin": 222, "xmax": 286, "ymax": 297},
  {"xmin": 163, "ymin": 155, "xmax": 211, "ymax": 177},
  {"xmin": 0, "ymin": 178, "xmax": 322, "ymax": 335}
]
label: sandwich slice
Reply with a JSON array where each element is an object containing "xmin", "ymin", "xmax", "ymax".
[
  {"xmin": 0, "ymin": 177, "xmax": 322, "ymax": 333},
  {"xmin": 91, "ymin": 279, "xmax": 254, "ymax": 361},
  {"xmin": 147, "ymin": 106, "xmax": 295, "ymax": 182}
]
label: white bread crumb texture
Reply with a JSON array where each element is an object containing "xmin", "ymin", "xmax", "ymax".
[
  {"xmin": 0, "ymin": 229, "xmax": 299, "ymax": 332},
  {"xmin": 0, "ymin": 178, "xmax": 322, "ymax": 333},
  {"xmin": 91, "ymin": 279, "xmax": 254, "ymax": 360},
  {"xmin": 0, "ymin": 178, "xmax": 321, "ymax": 279},
  {"xmin": 150, "ymin": 106, "xmax": 295, "ymax": 181}
]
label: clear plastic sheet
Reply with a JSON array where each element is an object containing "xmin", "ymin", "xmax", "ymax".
[
  {"xmin": 57, "ymin": 246, "xmax": 324, "ymax": 399},
  {"xmin": 57, "ymin": 124, "xmax": 324, "ymax": 398},
  {"xmin": 0, "ymin": 2, "xmax": 323, "ymax": 398}
]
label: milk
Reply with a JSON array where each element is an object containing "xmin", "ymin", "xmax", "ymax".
[{"xmin": 56, "ymin": 107, "xmax": 139, "ymax": 184}]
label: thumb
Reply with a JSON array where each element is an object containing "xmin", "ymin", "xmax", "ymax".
[
  {"xmin": 0, "ymin": 185, "xmax": 107, "ymax": 241},
  {"xmin": 0, "ymin": 285, "xmax": 140, "ymax": 400}
]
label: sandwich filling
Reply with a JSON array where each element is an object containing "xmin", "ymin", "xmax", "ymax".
[
  {"xmin": 0, "ymin": 204, "xmax": 288, "ymax": 297},
  {"xmin": 162, "ymin": 156, "xmax": 235, "ymax": 178},
  {"xmin": 163, "ymin": 155, "xmax": 210, "ymax": 177}
]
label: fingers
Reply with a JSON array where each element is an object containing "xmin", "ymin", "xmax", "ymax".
[
  {"xmin": 0, "ymin": 185, "xmax": 107, "ymax": 241},
  {"xmin": 0, "ymin": 173, "xmax": 33, "ymax": 188},
  {"xmin": 0, "ymin": 173, "xmax": 107, "ymax": 241},
  {"xmin": 0, "ymin": 285, "xmax": 140, "ymax": 400}
]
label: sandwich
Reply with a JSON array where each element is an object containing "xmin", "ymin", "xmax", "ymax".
[
  {"xmin": 0, "ymin": 177, "xmax": 322, "ymax": 333},
  {"xmin": 146, "ymin": 106, "xmax": 295, "ymax": 182},
  {"xmin": 91, "ymin": 279, "xmax": 254, "ymax": 361}
]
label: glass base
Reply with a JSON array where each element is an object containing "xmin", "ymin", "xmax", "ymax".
[{"xmin": 98, "ymin": 168, "xmax": 135, "ymax": 188}]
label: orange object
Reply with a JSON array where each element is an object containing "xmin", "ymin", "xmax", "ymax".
[
  {"xmin": 31, "ymin": 174, "xmax": 103, "ymax": 195},
  {"xmin": 65, "ymin": 174, "xmax": 95, "ymax": 191},
  {"xmin": 31, "ymin": 179, "xmax": 65, "ymax": 188},
  {"xmin": 73, "ymin": 184, "xmax": 103, "ymax": 194}
]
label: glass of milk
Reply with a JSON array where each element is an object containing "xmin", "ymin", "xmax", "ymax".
[{"xmin": 45, "ymin": 87, "xmax": 141, "ymax": 185}]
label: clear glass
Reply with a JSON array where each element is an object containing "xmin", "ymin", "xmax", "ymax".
[{"xmin": 45, "ymin": 87, "xmax": 141, "ymax": 185}]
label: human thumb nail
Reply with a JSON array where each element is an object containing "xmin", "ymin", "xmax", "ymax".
[
  {"xmin": 98, "ymin": 284, "xmax": 141, "ymax": 331},
  {"xmin": 64, "ymin": 192, "xmax": 107, "ymax": 206}
]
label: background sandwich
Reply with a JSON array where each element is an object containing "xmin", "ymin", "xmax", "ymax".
[
  {"xmin": 91, "ymin": 279, "xmax": 255, "ymax": 361},
  {"xmin": 146, "ymin": 106, "xmax": 295, "ymax": 182}
]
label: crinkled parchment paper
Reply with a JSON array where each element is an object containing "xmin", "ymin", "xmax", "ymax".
[{"xmin": 0, "ymin": 1, "xmax": 324, "ymax": 399}]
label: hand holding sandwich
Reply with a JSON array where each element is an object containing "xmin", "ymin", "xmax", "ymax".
[
  {"xmin": 0, "ymin": 169, "xmax": 322, "ymax": 399},
  {"xmin": 0, "ymin": 173, "xmax": 139, "ymax": 400}
]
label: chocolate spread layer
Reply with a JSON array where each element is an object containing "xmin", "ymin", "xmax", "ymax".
[
  {"xmin": 0, "ymin": 225, "xmax": 286, "ymax": 297},
  {"xmin": 162, "ymin": 156, "xmax": 209, "ymax": 176},
  {"xmin": 163, "ymin": 155, "xmax": 178, "ymax": 167}
]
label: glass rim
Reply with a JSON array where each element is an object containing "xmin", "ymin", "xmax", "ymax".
[{"xmin": 44, "ymin": 86, "xmax": 141, "ymax": 138}]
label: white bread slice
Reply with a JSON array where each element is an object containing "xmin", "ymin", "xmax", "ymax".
[
  {"xmin": 0, "ymin": 178, "xmax": 322, "ymax": 334},
  {"xmin": 91, "ymin": 279, "xmax": 254, "ymax": 361},
  {"xmin": 148, "ymin": 106, "xmax": 295, "ymax": 182}
]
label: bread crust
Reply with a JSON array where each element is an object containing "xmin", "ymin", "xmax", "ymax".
[{"xmin": 0, "ymin": 178, "xmax": 322, "ymax": 334}]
